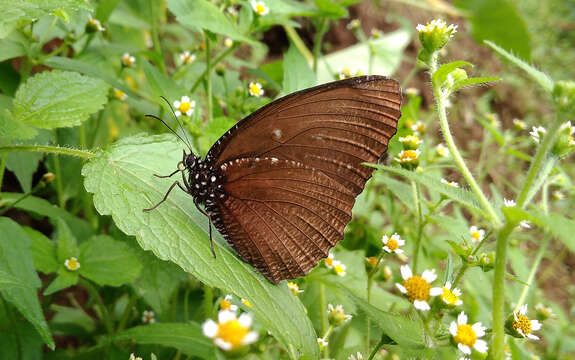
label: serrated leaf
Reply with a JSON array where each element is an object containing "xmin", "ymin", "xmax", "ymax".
[
  {"xmin": 451, "ymin": 76, "xmax": 500, "ymax": 93},
  {"xmin": 79, "ymin": 235, "xmax": 142, "ymax": 287},
  {"xmin": 13, "ymin": 70, "xmax": 109, "ymax": 129},
  {"xmin": 0, "ymin": 217, "xmax": 54, "ymax": 349},
  {"xmin": 114, "ymin": 323, "xmax": 215, "ymax": 359},
  {"xmin": 283, "ymin": 43, "xmax": 316, "ymax": 94},
  {"xmin": 484, "ymin": 40, "xmax": 553, "ymax": 93},
  {"xmin": 55, "ymin": 217, "xmax": 79, "ymax": 261},
  {"xmin": 23, "ymin": 227, "xmax": 59, "ymax": 274},
  {"xmin": 43, "ymin": 269, "xmax": 79, "ymax": 295},
  {"xmin": 82, "ymin": 134, "xmax": 319, "ymax": 359},
  {"xmin": 167, "ymin": 0, "xmax": 256, "ymax": 45},
  {"xmin": 0, "ymin": 109, "xmax": 37, "ymax": 140},
  {"xmin": 432, "ymin": 60, "xmax": 473, "ymax": 87}
]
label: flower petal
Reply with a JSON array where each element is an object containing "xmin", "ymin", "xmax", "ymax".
[
  {"xmin": 218, "ymin": 310, "xmax": 236, "ymax": 323},
  {"xmin": 457, "ymin": 343, "xmax": 471, "ymax": 355},
  {"xmin": 400, "ymin": 265, "xmax": 412, "ymax": 280},
  {"xmin": 519, "ymin": 304, "xmax": 528, "ymax": 315},
  {"xmin": 421, "ymin": 269, "xmax": 437, "ymax": 283},
  {"xmin": 527, "ymin": 333, "xmax": 540, "ymax": 340},
  {"xmin": 182, "ymin": 96, "xmax": 190, "ymax": 102},
  {"xmin": 413, "ymin": 300, "xmax": 430, "ymax": 311},
  {"xmin": 395, "ymin": 283, "xmax": 407, "ymax": 294},
  {"xmin": 429, "ymin": 287, "xmax": 443, "ymax": 296},
  {"xmin": 474, "ymin": 339, "xmax": 488, "ymax": 353},
  {"xmin": 238, "ymin": 313, "xmax": 253, "ymax": 327},
  {"xmin": 457, "ymin": 311, "xmax": 468, "ymax": 325},
  {"xmin": 531, "ymin": 319, "xmax": 542, "ymax": 331},
  {"xmin": 174, "ymin": 110, "xmax": 181, "ymax": 117},
  {"xmin": 242, "ymin": 331, "xmax": 259, "ymax": 345},
  {"xmin": 202, "ymin": 319, "xmax": 218, "ymax": 338},
  {"xmin": 449, "ymin": 321, "xmax": 458, "ymax": 336},
  {"xmin": 214, "ymin": 338, "xmax": 233, "ymax": 351},
  {"xmin": 472, "ymin": 322, "xmax": 486, "ymax": 337}
]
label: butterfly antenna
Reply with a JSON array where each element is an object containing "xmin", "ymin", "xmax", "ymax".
[
  {"xmin": 160, "ymin": 96, "xmax": 194, "ymax": 151},
  {"xmin": 145, "ymin": 114, "xmax": 192, "ymax": 151}
]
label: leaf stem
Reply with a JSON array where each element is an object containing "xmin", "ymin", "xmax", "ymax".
[
  {"xmin": 190, "ymin": 44, "xmax": 238, "ymax": 93},
  {"xmin": 116, "ymin": 291, "xmax": 138, "ymax": 333},
  {"xmin": 150, "ymin": 0, "xmax": 166, "ymax": 74},
  {"xmin": 312, "ymin": 19, "xmax": 328, "ymax": 72},
  {"xmin": 0, "ymin": 145, "xmax": 95, "ymax": 158},
  {"xmin": 411, "ymin": 180, "xmax": 423, "ymax": 272},
  {"xmin": 319, "ymin": 282, "xmax": 328, "ymax": 337},
  {"xmin": 283, "ymin": 26, "xmax": 313, "ymax": 65},
  {"xmin": 367, "ymin": 334, "xmax": 387, "ymax": 360},
  {"xmin": 514, "ymin": 235, "xmax": 551, "ymax": 313},
  {"xmin": 491, "ymin": 221, "xmax": 516, "ymax": 360},
  {"xmin": 80, "ymin": 278, "xmax": 114, "ymax": 334},
  {"xmin": 52, "ymin": 154, "xmax": 64, "ymax": 208}
]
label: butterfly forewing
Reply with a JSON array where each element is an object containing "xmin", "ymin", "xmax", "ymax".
[{"xmin": 202, "ymin": 76, "xmax": 401, "ymax": 283}]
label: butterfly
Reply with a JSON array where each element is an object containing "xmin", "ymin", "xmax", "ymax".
[{"xmin": 144, "ymin": 76, "xmax": 402, "ymax": 283}]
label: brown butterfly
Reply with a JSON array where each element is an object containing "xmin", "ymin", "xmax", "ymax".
[{"xmin": 145, "ymin": 76, "xmax": 402, "ymax": 283}]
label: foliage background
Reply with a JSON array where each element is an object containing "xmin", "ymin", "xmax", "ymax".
[{"xmin": 0, "ymin": 0, "xmax": 574, "ymax": 359}]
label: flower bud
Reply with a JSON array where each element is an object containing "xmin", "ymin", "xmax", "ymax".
[
  {"xmin": 479, "ymin": 252, "xmax": 495, "ymax": 272},
  {"xmin": 551, "ymin": 121, "xmax": 575, "ymax": 158},
  {"xmin": 42, "ymin": 172, "xmax": 56, "ymax": 183},
  {"xmin": 416, "ymin": 19, "xmax": 457, "ymax": 64},
  {"xmin": 327, "ymin": 304, "xmax": 352, "ymax": 326},
  {"xmin": 552, "ymin": 80, "xmax": 575, "ymax": 111}
]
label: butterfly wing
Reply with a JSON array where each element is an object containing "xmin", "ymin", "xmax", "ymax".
[{"xmin": 205, "ymin": 76, "xmax": 401, "ymax": 282}]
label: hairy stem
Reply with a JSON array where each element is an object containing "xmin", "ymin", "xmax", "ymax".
[{"xmin": 0, "ymin": 145, "xmax": 95, "ymax": 158}]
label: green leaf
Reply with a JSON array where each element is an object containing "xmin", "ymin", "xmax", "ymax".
[
  {"xmin": 451, "ymin": 76, "xmax": 500, "ymax": 93},
  {"xmin": 13, "ymin": 70, "xmax": 109, "ymax": 129},
  {"xmin": 0, "ymin": 0, "xmax": 92, "ymax": 39},
  {"xmin": 115, "ymin": 323, "xmax": 215, "ymax": 359},
  {"xmin": 167, "ymin": 0, "xmax": 256, "ymax": 45},
  {"xmin": 82, "ymin": 134, "xmax": 319, "ymax": 359},
  {"xmin": 141, "ymin": 60, "xmax": 187, "ymax": 102},
  {"xmin": 55, "ymin": 217, "xmax": 79, "ymax": 261},
  {"xmin": 484, "ymin": 40, "xmax": 553, "ymax": 93},
  {"xmin": 456, "ymin": 0, "xmax": 531, "ymax": 61},
  {"xmin": 23, "ymin": 227, "xmax": 59, "ymax": 274},
  {"xmin": 0, "ymin": 36, "xmax": 25, "ymax": 62},
  {"xmin": 432, "ymin": 61, "xmax": 473, "ymax": 87},
  {"xmin": 0, "ymin": 299, "xmax": 43, "ymax": 360},
  {"xmin": 282, "ymin": 43, "xmax": 316, "ymax": 94},
  {"xmin": 0, "ymin": 217, "xmax": 54, "ymax": 349},
  {"xmin": 198, "ymin": 116, "xmax": 236, "ymax": 156},
  {"xmin": 313, "ymin": 0, "xmax": 348, "ymax": 19},
  {"xmin": 79, "ymin": 235, "xmax": 143, "ymax": 287},
  {"xmin": 5, "ymin": 151, "xmax": 42, "ymax": 192},
  {"xmin": 0, "ymin": 109, "xmax": 37, "ymax": 140},
  {"xmin": 43, "ymin": 268, "xmax": 79, "ymax": 295}
]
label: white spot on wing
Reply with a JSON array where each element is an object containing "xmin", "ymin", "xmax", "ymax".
[{"xmin": 272, "ymin": 129, "xmax": 282, "ymax": 140}]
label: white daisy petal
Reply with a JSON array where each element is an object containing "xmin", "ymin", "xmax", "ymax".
[
  {"xmin": 429, "ymin": 287, "xmax": 443, "ymax": 296},
  {"xmin": 238, "ymin": 313, "xmax": 253, "ymax": 327},
  {"xmin": 202, "ymin": 319, "xmax": 218, "ymax": 338},
  {"xmin": 174, "ymin": 110, "xmax": 181, "ymax": 117},
  {"xmin": 457, "ymin": 311, "xmax": 468, "ymax": 325},
  {"xmin": 458, "ymin": 343, "xmax": 472, "ymax": 355},
  {"xmin": 527, "ymin": 333, "xmax": 540, "ymax": 340},
  {"xmin": 531, "ymin": 319, "xmax": 542, "ymax": 331},
  {"xmin": 397, "ymin": 239, "xmax": 405, "ymax": 246},
  {"xmin": 174, "ymin": 101, "xmax": 180, "ymax": 108},
  {"xmin": 445, "ymin": 281, "xmax": 452, "ymax": 290},
  {"xmin": 395, "ymin": 283, "xmax": 407, "ymax": 294},
  {"xmin": 186, "ymin": 109, "xmax": 193, "ymax": 116},
  {"xmin": 214, "ymin": 338, "xmax": 233, "ymax": 351},
  {"xmin": 400, "ymin": 265, "xmax": 412, "ymax": 280},
  {"xmin": 413, "ymin": 300, "xmax": 430, "ymax": 311},
  {"xmin": 218, "ymin": 310, "xmax": 236, "ymax": 323},
  {"xmin": 519, "ymin": 304, "xmax": 528, "ymax": 315},
  {"xmin": 395, "ymin": 249, "xmax": 404, "ymax": 254},
  {"xmin": 242, "ymin": 331, "xmax": 259, "ymax": 345},
  {"xmin": 472, "ymin": 322, "xmax": 486, "ymax": 337},
  {"xmin": 383, "ymin": 246, "xmax": 391, "ymax": 253},
  {"xmin": 182, "ymin": 96, "xmax": 190, "ymax": 102},
  {"xmin": 449, "ymin": 321, "xmax": 458, "ymax": 336},
  {"xmin": 474, "ymin": 339, "xmax": 488, "ymax": 353},
  {"xmin": 421, "ymin": 269, "xmax": 437, "ymax": 283}
]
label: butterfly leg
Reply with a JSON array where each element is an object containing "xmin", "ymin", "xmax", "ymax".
[
  {"xmin": 143, "ymin": 180, "xmax": 187, "ymax": 212},
  {"xmin": 194, "ymin": 199, "xmax": 216, "ymax": 259},
  {"xmin": 153, "ymin": 161, "xmax": 184, "ymax": 178}
]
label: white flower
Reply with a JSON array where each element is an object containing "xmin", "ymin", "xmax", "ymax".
[
  {"xmin": 251, "ymin": 0, "xmax": 269, "ymax": 16},
  {"xmin": 416, "ymin": 19, "xmax": 458, "ymax": 37},
  {"xmin": 405, "ymin": 87, "xmax": 420, "ymax": 96},
  {"xmin": 441, "ymin": 178, "xmax": 460, "ymax": 188},
  {"xmin": 202, "ymin": 310, "xmax": 259, "ymax": 351},
  {"xmin": 411, "ymin": 121, "xmax": 426, "ymax": 134},
  {"xmin": 224, "ymin": 38, "xmax": 234, "ymax": 48},
  {"xmin": 503, "ymin": 198, "xmax": 516, "ymax": 207},
  {"xmin": 348, "ymin": 352, "xmax": 364, "ymax": 360},
  {"xmin": 552, "ymin": 190, "xmax": 565, "ymax": 200},
  {"xmin": 248, "ymin": 82, "xmax": 264, "ymax": 97},
  {"xmin": 173, "ymin": 96, "xmax": 195, "ymax": 117},
  {"xmin": 346, "ymin": 19, "xmax": 360, "ymax": 31},
  {"xmin": 142, "ymin": 310, "xmax": 156, "ymax": 324},
  {"xmin": 333, "ymin": 260, "xmax": 346, "ymax": 277},
  {"xmin": 121, "ymin": 53, "xmax": 136, "ymax": 67},
  {"xmin": 399, "ymin": 135, "xmax": 422, "ymax": 148},
  {"xmin": 287, "ymin": 282, "xmax": 303, "ymax": 296},
  {"xmin": 529, "ymin": 126, "xmax": 546, "ymax": 143},
  {"xmin": 382, "ymin": 233, "xmax": 405, "ymax": 254},
  {"xmin": 395, "ymin": 149, "xmax": 420, "ymax": 164},
  {"xmin": 179, "ymin": 51, "xmax": 196, "ymax": 65},
  {"xmin": 519, "ymin": 220, "xmax": 531, "ymax": 229},
  {"xmin": 395, "ymin": 265, "xmax": 442, "ymax": 311},
  {"xmin": 512, "ymin": 304, "xmax": 542, "ymax": 340},
  {"xmin": 441, "ymin": 281, "xmax": 463, "ymax": 306},
  {"xmin": 469, "ymin": 226, "xmax": 485, "ymax": 243},
  {"xmin": 113, "ymin": 88, "xmax": 127, "ymax": 101},
  {"xmin": 241, "ymin": 298, "xmax": 253, "ymax": 308},
  {"xmin": 513, "ymin": 118, "xmax": 526, "ymax": 130},
  {"xmin": 64, "ymin": 257, "xmax": 80, "ymax": 271},
  {"xmin": 219, "ymin": 294, "xmax": 238, "ymax": 312},
  {"xmin": 324, "ymin": 252, "xmax": 335, "ymax": 268},
  {"xmin": 317, "ymin": 337, "xmax": 328, "ymax": 350},
  {"xmin": 449, "ymin": 311, "xmax": 488, "ymax": 354},
  {"xmin": 129, "ymin": 354, "xmax": 142, "ymax": 360},
  {"xmin": 327, "ymin": 304, "xmax": 352, "ymax": 326},
  {"xmin": 88, "ymin": 17, "xmax": 105, "ymax": 32},
  {"xmin": 436, "ymin": 143, "xmax": 450, "ymax": 157}
]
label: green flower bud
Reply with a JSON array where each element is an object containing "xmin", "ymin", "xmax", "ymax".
[
  {"xmin": 416, "ymin": 19, "xmax": 458, "ymax": 58},
  {"xmin": 85, "ymin": 17, "xmax": 105, "ymax": 34},
  {"xmin": 478, "ymin": 252, "xmax": 495, "ymax": 272},
  {"xmin": 551, "ymin": 121, "xmax": 575, "ymax": 158},
  {"xmin": 552, "ymin": 80, "xmax": 575, "ymax": 111},
  {"xmin": 327, "ymin": 304, "xmax": 352, "ymax": 326}
]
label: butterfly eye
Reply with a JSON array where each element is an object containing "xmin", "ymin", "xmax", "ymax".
[{"xmin": 186, "ymin": 155, "xmax": 197, "ymax": 168}]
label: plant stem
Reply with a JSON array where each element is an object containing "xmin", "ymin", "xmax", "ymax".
[
  {"xmin": 202, "ymin": 285, "xmax": 214, "ymax": 318},
  {"xmin": 52, "ymin": 154, "xmax": 64, "ymax": 208},
  {"xmin": 411, "ymin": 180, "xmax": 423, "ymax": 272},
  {"xmin": 0, "ymin": 153, "xmax": 6, "ymax": 190},
  {"xmin": 514, "ymin": 235, "xmax": 551, "ymax": 313},
  {"xmin": 312, "ymin": 19, "xmax": 328, "ymax": 72},
  {"xmin": 80, "ymin": 278, "xmax": 114, "ymax": 334},
  {"xmin": 491, "ymin": 221, "xmax": 516, "ymax": 360},
  {"xmin": 0, "ymin": 145, "xmax": 94, "ymax": 158},
  {"xmin": 432, "ymin": 77, "xmax": 502, "ymax": 227},
  {"xmin": 149, "ymin": 0, "xmax": 166, "ymax": 74},
  {"xmin": 319, "ymin": 282, "xmax": 328, "ymax": 337},
  {"xmin": 283, "ymin": 25, "xmax": 313, "ymax": 65},
  {"xmin": 322, "ymin": 324, "xmax": 334, "ymax": 358},
  {"xmin": 116, "ymin": 292, "xmax": 138, "ymax": 332},
  {"xmin": 367, "ymin": 334, "xmax": 388, "ymax": 360},
  {"xmin": 190, "ymin": 44, "xmax": 238, "ymax": 92},
  {"xmin": 204, "ymin": 32, "xmax": 213, "ymax": 124}
]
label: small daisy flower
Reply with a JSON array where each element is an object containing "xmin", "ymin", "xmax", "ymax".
[
  {"xmin": 405, "ymin": 87, "xmax": 420, "ymax": 96},
  {"xmin": 348, "ymin": 351, "xmax": 364, "ymax": 360},
  {"xmin": 327, "ymin": 304, "xmax": 352, "ymax": 326},
  {"xmin": 399, "ymin": 135, "xmax": 422, "ymax": 149},
  {"xmin": 241, "ymin": 298, "xmax": 253, "ymax": 309},
  {"xmin": 64, "ymin": 257, "xmax": 80, "ymax": 271},
  {"xmin": 436, "ymin": 143, "xmax": 450, "ymax": 157},
  {"xmin": 520, "ymin": 220, "xmax": 531, "ymax": 229},
  {"xmin": 441, "ymin": 281, "xmax": 463, "ymax": 306},
  {"xmin": 411, "ymin": 121, "xmax": 426, "ymax": 134},
  {"xmin": 226, "ymin": 6, "xmax": 238, "ymax": 17},
  {"xmin": 317, "ymin": 337, "xmax": 328, "ymax": 350},
  {"xmin": 370, "ymin": 29, "xmax": 382, "ymax": 38},
  {"xmin": 333, "ymin": 260, "xmax": 347, "ymax": 277},
  {"xmin": 173, "ymin": 96, "xmax": 195, "ymax": 117},
  {"xmin": 469, "ymin": 226, "xmax": 485, "ymax": 243},
  {"xmin": 450, "ymin": 311, "xmax": 488, "ymax": 355},
  {"xmin": 251, "ymin": 0, "xmax": 269, "ymax": 16},
  {"xmin": 224, "ymin": 38, "xmax": 234, "ymax": 47},
  {"xmin": 113, "ymin": 88, "xmax": 127, "ymax": 101},
  {"xmin": 382, "ymin": 233, "xmax": 405, "ymax": 254},
  {"xmin": 487, "ymin": 113, "xmax": 501, "ymax": 128},
  {"xmin": 535, "ymin": 303, "xmax": 554, "ymax": 320},
  {"xmin": 179, "ymin": 51, "xmax": 196, "ymax": 65},
  {"xmin": 202, "ymin": 310, "xmax": 259, "ymax": 351},
  {"xmin": 395, "ymin": 149, "xmax": 421, "ymax": 166},
  {"xmin": 121, "ymin": 53, "xmax": 136, "ymax": 67},
  {"xmin": 219, "ymin": 295, "xmax": 238, "ymax": 312},
  {"xmin": 324, "ymin": 252, "xmax": 335, "ymax": 268},
  {"xmin": 87, "ymin": 17, "xmax": 105, "ymax": 32},
  {"xmin": 346, "ymin": 19, "xmax": 361, "ymax": 31},
  {"xmin": 129, "ymin": 354, "xmax": 142, "ymax": 360},
  {"xmin": 416, "ymin": 19, "xmax": 458, "ymax": 37},
  {"xmin": 552, "ymin": 190, "xmax": 565, "ymax": 200},
  {"xmin": 248, "ymin": 82, "xmax": 264, "ymax": 97},
  {"xmin": 529, "ymin": 126, "xmax": 546, "ymax": 143},
  {"xmin": 511, "ymin": 304, "xmax": 542, "ymax": 340},
  {"xmin": 364, "ymin": 256, "xmax": 380, "ymax": 270},
  {"xmin": 503, "ymin": 198, "xmax": 516, "ymax": 207},
  {"xmin": 338, "ymin": 67, "xmax": 353, "ymax": 80},
  {"xmin": 513, "ymin": 118, "xmax": 526, "ymax": 131},
  {"xmin": 395, "ymin": 265, "xmax": 442, "ymax": 311},
  {"xmin": 441, "ymin": 178, "xmax": 460, "ymax": 188},
  {"xmin": 142, "ymin": 310, "xmax": 156, "ymax": 324},
  {"xmin": 287, "ymin": 282, "xmax": 303, "ymax": 296}
]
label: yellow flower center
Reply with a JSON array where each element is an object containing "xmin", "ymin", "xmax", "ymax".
[
  {"xmin": 288, "ymin": 282, "xmax": 301, "ymax": 295},
  {"xmin": 324, "ymin": 257, "xmax": 333, "ymax": 267},
  {"xmin": 249, "ymin": 83, "xmax": 261, "ymax": 95},
  {"xmin": 442, "ymin": 287, "xmax": 459, "ymax": 305},
  {"xmin": 403, "ymin": 275, "xmax": 430, "ymax": 302},
  {"xmin": 386, "ymin": 238, "xmax": 399, "ymax": 251},
  {"xmin": 179, "ymin": 102, "xmax": 191, "ymax": 113},
  {"xmin": 113, "ymin": 88, "xmax": 126, "ymax": 100},
  {"xmin": 65, "ymin": 258, "xmax": 80, "ymax": 271},
  {"xmin": 454, "ymin": 324, "xmax": 477, "ymax": 347},
  {"xmin": 241, "ymin": 299, "xmax": 253, "ymax": 308},
  {"xmin": 471, "ymin": 231, "xmax": 481, "ymax": 241},
  {"xmin": 400, "ymin": 150, "xmax": 418, "ymax": 162},
  {"xmin": 513, "ymin": 314, "xmax": 532, "ymax": 335},
  {"xmin": 219, "ymin": 299, "xmax": 232, "ymax": 310},
  {"xmin": 216, "ymin": 319, "xmax": 249, "ymax": 349},
  {"xmin": 405, "ymin": 119, "xmax": 414, "ymax": 128},
  {"xmin": 255, "ymin": 4, "xmax": 266, "ymax": 14},
  {"xmin": 334, "ymin": 263, "xmax": 345, "ymax": 275}
]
